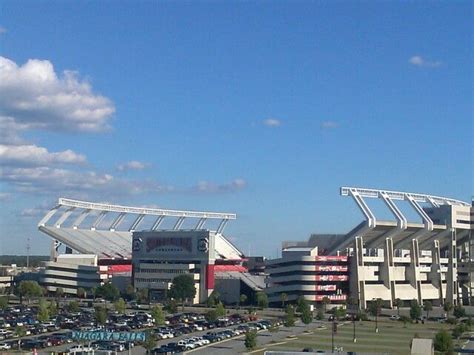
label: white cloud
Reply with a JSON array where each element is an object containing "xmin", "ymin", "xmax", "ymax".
[
  {"xmin": 263, "ymin": 118, "xmax": 281, "ymax": 127},
  {"xmin": 321, "ymin": 121, "xmax": 339, "ymax": 129},
  {"xmin": 117, "ymin": 160, "xmax": 149, "ymax": 172},
  {"xmin": 0, "ymin": 144, "xmax": 86, "ymax": 166},
  {"xmin": 194, "ymin": 178, "xmax": 247, "ymax": 193},
  {"xmin": 0, "ymin": 56, "xmax": 115, "ymax": 132},
  {"xmin": 0, "ymin": 26, "xmax": 6, "ymax": 35},
  {"xmin": 0, "ymin": 165, "xmax": 174, "ymax": 198},
  {"xmin": 409, "ymin": 55, "xmax": 442, "ymax": 68}
]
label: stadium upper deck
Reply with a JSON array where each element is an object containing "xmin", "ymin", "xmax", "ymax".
[{"xmin": 38, "ymin": 198, "xmax": 243, "ymax": 260}]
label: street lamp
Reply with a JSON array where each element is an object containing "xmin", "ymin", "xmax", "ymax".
[{"xmin": 352, "ymin": 314, "xmax": 357, "ymax": 342}]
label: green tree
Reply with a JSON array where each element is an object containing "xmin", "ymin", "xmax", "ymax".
[
  {"xmin": 205, "ymin": 309, "xmax": 218, "ymax": 322},
  {"xmin": 335, "ymin": 306, "xmax": 347, "ymax": 320},
  {"xmin": 409, "ymin": 300, "xmax": 422, "ymax": 321},
  {"xmin": 256, "ymin": 292, "xmax": 268, "ymax": 310},
  {"xmin": 284, "ymin": 305, "xmax": 295, "ymax": 327},
  {"xmin": 125, "ymin": 284, "xmax": 136, "ymax": 301},
  {"xmin": 434, "ymin": 329, "xmax": 453, "ymax": 352},
  {"xmin": 18, "ymin": 281, "xmax": 43, "ymax": 304},
  {"xmin": 114, "ymin": 298, "xmax": 126, "ymax": 314},
  {"xmin": 76, "ymin": 287, "xmax": 86, "ymax": 299},
  {"xmin": 453, "ymin": 305, "xmax": 466, "ymax": 319},
  {"xmin": 67, "ymin": 300, "xmax": 80, "ymax": 313},
  {"xmin": 300, "ymin": 304, "xmax": 313, "ymax": 324},
  {"xmin": 164, "ymin": 299, "xmax": 178, "ymax": 314},
  {"xmin": 216, "ymin": 302, "xmax": 226, "ymax": 317},
  {"xmin": 48, "ymin": 300, "xmax": 58, "ymax": 317},
  {"xmin": 151, "ymin": 305, "xmax": 165, "ymax": 325},
  {"xmin": 0, "ymin": 296, "xmax": 7, "ymax": 310},
  {"xmin": 244, "ymin": 330, "xmax": 257, "ymax": 350},
  {"xmin": 94, "ymin": 305, "xmax": 108, "ymax": 325},
  {"xmin": 322, "ymin": 296, "xmax": 330, "ymax": 313},
  {"xmin": 296, "ymin": 296, "xmax": 307, "ymax": 313},
  {"xmin": 96, "ymin": 283, "xmax": 120, "ymax": 302},
  {"xmin": 137, "ymin": 288, "xmax": 149, "ymax": 304},
  {"xmin": 239, "ymin": 294, "xmax": 247, "ymax": 308},
  {"xmin": 393, "ymin": 298, "xmax": 402, "ymax": 316},
  {"xmin": 452, "ymin": 323, "xmax": 467, "ymax": 339},
  {"xmin": 207, "ymin": 290, "xmax": 220, "ymax": 307},
  {"xmin": 443, "ymin": 301, "xmax": 453, "ymax": 317},
  {"xmin": 37, "ymin": 298, "xmax": 50, "ymax": 322},
  {"xmin": 15, "ymin": 325, "xmax": 26, "ymax": 338},
  {"xmin": 369, "ymin": 298, "xmax": 383, "ymax": 319},
  {"xmin": 56, "ymin": 287, "xmax": 64, "ymax": 298},
  {"xmin": 316, "ymin": 306, "xmax": 324, "ymax": 320},
  {"xmin": 142, "ymin": 331, "xmax": 157, "ymax": 354},
  {"xmin": 168, "ymin": 275, "xmax": 196, "ymax": 310},
  {"xmin": 280, "ymin": 293, "xmax": 288, "ymax": 308},
  {"xmin": 423, "ymin": 301, "xmax": 432, "ymax": 319}
]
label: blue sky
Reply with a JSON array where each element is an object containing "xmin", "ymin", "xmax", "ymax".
[{"xmin": 0, "ymin": 1, "xmax": 472, "ymax": 256}]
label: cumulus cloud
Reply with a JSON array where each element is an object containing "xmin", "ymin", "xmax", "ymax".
[
  {"xmin": 263, "ymin": 118, "xmax": 281, "ymax": 127},
  {"xmin": 0, "ymin": 144, "xmax": 86, "ymax": 166},
  {"xmin": 0, "ymin": 56, "xmax": 115, "ymax": 132},
  {"xmin": 0, "ymin": 165, "xmax": 174, "ymax": 198},
  {"xmin": 117, "ymin": 160, "xmax": 149, "ymax": 172},
  {"xmin": 321, "ymin": 121, "xmax": 340, "ymax": 129},
  {"xmin": 409, "ymin": 55, "xmax": 442, "ymax": 68},
  {"xmin": 194, "ymin": 178, "xmax": 247, "ymax": 193}
]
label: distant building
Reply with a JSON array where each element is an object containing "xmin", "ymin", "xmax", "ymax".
[
  {"xmin": 266, "ymin": 245, "xmax": 348, "ymax": 305},
  {"xmin": 40, "ymin": 254, "xmax": 105, "ymax": 295}
]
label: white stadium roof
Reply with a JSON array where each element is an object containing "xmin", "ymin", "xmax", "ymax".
[{"xmin": 38, "ymin": 198, "xmax": 243, "ymax": 260}]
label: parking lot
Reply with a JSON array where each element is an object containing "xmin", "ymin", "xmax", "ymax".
[{"xmin": 0, "ymin": 300, "xmax": 285, "ymax": 354}]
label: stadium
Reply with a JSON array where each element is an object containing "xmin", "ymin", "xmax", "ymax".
[
  {"xmin": 38, "ymin": 187, "xmax": 473, "ymax": 309},
  {"xmin": 265, "ymin": 187, "xmax": 473, "ymax": 309},
  {"xmin": 37, "ymin": 198, "xmax": 264, "ymax": 303}
]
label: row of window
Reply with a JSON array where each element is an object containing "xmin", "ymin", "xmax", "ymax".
[
  {"xmin": 46, "ymin": 266, "xmax": 98, "ymax": 274},
  {"xmin": 135, "ymin": 269, "xmax": 194, "ymax": 274},
  {"xmin": 41, "ymin": 274, "xmax": 100, "ymax": 283},
  {"xmin": 271, "ymin": 271, "xmax": 347, "ymax": 277}
]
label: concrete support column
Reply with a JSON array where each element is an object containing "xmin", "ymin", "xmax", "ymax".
[
  {"xmin": 446, "ymin": 229, "xmax": 458, "ymax": 305},
  {"xmin": 406, "ymin": 239, "xmax": 422, "ymax": 304},
  {"xmin": 352, "ymin": 236, "xmax": 366, "ymax": 309},
  {"xmin": 429, "ymin": 240, "xmax": 443, "ymax": 305},
  {"xmin": 381, "ymin": 238, "xmax": 394, "ymax": 308}
]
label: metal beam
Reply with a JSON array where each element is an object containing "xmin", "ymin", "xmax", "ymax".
[
  {"xmin": 55, "ymin": 207, "xmax": 76, "ymax": 228},
  {"xmin": 58, "ymin": 197, "xmax": 236, "ymax": 220},
  {"xmin": 129, "ymin": 214, "xmax": 145, "ymax": 231},
  {"xmin": 152, "ymin": 216, "xmax": 165, "ymax": 230},
  {"xmin": 38, "ymin": 205, "xmax": 60, "ymax": 226},
  {"xmin": 173, "ymin": 217, "xmax": 185, "ymax": 230},
  {"xmin": 195, "ymin": 218, "xmax": 207, "ymax": 230},
  {"xmin": 92, "ymin": 211, "xmax": 108, "ymax": 230},
  {"xmin": 340, "ymin": 187, "xmax": 469, "ymax": 206},
  {"xmin": 109, "ymin": 212, "xmax": 126, "ymax": 231},
  {"xmin": 72, "ymin": 209, "xmax": 91, "ymax": 229}
]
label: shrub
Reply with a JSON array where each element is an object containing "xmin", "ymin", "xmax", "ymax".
[{"xmin": 434, "ymin": 329, "xmax": 453, "ymax": 352}]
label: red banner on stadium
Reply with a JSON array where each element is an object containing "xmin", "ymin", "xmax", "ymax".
[
  {"xmin": 314, "ymin": 265, "xmax": 348, "ymax": 272},
  {"xmin": 314, "ymin": 256, "xmax": 347, "ymax": 262},
  {"xmin": 314, "ymin": 275, "xmax": 348, "ymax": 281},
  {"xmin": 315, "ymin": 285, "xmax": 337, "ymax": 291},
  {"xmin": 314, "ymin": 294, "xmax": 347, "ymax": 301}
]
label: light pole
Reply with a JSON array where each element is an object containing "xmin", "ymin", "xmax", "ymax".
[{"xmin": 352, "ymin": 314, "xmax": 356, "ymax": 342}]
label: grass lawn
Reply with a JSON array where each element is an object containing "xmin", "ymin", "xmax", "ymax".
[{"xmin": 252, "ymin": 319, "xmax": 455, "ymax": 354}]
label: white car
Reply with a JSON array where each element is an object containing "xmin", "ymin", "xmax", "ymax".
[
  {"xmin": 389, "ymin": 315, "xmax": 400, "ymax": 320},
  {"xmin": 68, "ymin": 345, "xmax": 95, "ymax": 353},
  {"xmin": 0, "ymin": 343, "xmax": 11, "ymax": 350}
]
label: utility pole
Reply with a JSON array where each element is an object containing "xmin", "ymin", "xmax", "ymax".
[{"xmin": 26, "ymin": 237, "xmax": 30, "ymax": 268}]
